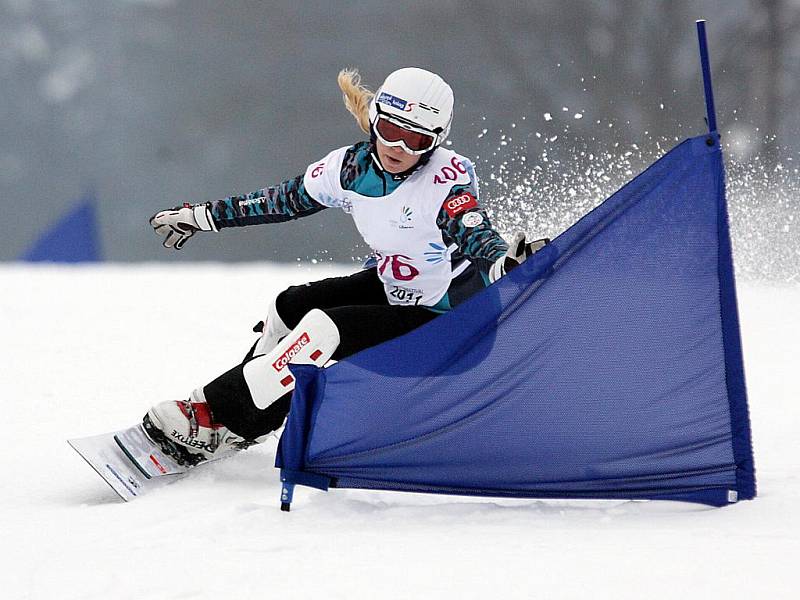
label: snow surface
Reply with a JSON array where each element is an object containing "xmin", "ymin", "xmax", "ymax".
[{"xmin": 1, "ymin": 264, "xmax": 798, "ymax": 599}]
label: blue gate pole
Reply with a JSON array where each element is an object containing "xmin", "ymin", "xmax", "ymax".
[
  {"xmin": 280, "ymin": 479, "xmax": 295, "ymax": 512},
  {"xmin": 696, "ymin": 20, "xmax": 718, "ymax": 134}
]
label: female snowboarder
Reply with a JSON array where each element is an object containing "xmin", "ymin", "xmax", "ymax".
[{"xmin": 146, "ymin": 67, "xmax": 542, "ymax": 465}]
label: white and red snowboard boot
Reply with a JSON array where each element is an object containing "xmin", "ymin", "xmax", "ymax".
[{"xmin": 143, "ymin": 390, "xmax": 254, "ymax": 466}]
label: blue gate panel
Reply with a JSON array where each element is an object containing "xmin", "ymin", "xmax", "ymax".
[{"xmin": 277, "ymin": 134, "xmax": 755, "ymax": 508}]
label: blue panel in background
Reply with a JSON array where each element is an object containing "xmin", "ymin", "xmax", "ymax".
[
  {"xmin": 276, "ymin": 134, "xmax": 755, "ymax": 508},
  {"xmin": 21, "ymin": 193, "xmax": 101, "ymax": 263}
]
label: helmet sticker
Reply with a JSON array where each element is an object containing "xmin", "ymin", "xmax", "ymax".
[
  {"xmin": 377, "ymin": 92, "xmax": 408, "ymax": 111},
  {"xmin": 418, "ymin": 102, "xmax": 440, "ymax": 115},
  {"xmin": 378, "ymin": 93, "xmax": 441, "ymax": 115}
]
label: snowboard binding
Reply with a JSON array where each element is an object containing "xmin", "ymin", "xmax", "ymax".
[{"xmin": 142, "ymin": 413, "xmax": 208, "ymax": 467}]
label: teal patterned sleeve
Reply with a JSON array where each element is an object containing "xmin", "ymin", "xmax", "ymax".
[
  {"xmin": 206, "ymin": 174, "xmax": 326, "ymax": 228},
  {"xmin": 436, "ymin": 180, "xmax": 508, "ymax": 274}
]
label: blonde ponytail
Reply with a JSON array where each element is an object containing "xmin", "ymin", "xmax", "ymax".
[{"xmin": 337, "ymin": 68, "xmax": 374, "ymax": 134}]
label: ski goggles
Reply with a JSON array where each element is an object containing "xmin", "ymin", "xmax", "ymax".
[{"xmin": 373, "ymin": 113, "xmax": 439, "ymax": 155}]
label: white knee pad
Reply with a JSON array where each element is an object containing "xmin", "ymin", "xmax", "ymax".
[
  {"xmin": 243, "ymin": 309, "xmax": 340, "ymax": 410},
  {"xmin": 253, "ymin": 296, "xmax": 291, "ymax": 356}
]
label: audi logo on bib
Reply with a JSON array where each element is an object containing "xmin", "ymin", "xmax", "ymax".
[{"xmin": 444, "ymin": 193, "xmax": 478, "ymax": 217}]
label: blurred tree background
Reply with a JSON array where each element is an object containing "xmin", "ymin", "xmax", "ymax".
[{"xmin": 1, "ymin": 0, "xmax": 797, "ymax": 276}]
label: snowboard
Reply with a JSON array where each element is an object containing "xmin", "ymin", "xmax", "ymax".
[{"xmin": 68, "ymin": 424, "xmax": 194, "ymax": 501}]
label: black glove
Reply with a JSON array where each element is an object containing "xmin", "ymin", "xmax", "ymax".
[{"xmin": 489, "ymin": 232, "xmax": 550, "ymax": 282}]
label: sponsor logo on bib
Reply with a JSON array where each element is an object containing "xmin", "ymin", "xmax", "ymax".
[{"xmin": 390, "ymin": 206, "xmax": 414, "ymax": 229}]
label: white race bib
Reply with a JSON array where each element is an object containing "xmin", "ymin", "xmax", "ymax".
[{"xmin": 304, "ymin": 147, "xmax": 474, "ymax": 307}]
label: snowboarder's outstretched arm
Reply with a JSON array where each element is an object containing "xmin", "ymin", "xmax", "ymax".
[
  {"xmin": 207, "ymin": 174, "xmax": 327, "ymax": 228},
  {"xmin": 150, "ymin": 173, "xmax": 328, "ymax": 249}
]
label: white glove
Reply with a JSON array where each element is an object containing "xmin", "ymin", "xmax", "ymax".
[
  {"xmin": 489, "ymin": 232, "xmax": 550, "ymax": 282},
  {"xmin": 150, "ymin": 203, "xmax": 217, "ymax": 250}
]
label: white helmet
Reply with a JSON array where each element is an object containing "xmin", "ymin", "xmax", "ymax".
[{"xmin": 369, "ymin": 67, "xmax": 454, "ymax": 154}]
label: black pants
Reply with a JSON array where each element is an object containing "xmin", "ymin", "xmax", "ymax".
[{"xmin": 205, "ymin": 268, "xmax": 438, "ymax": 439}]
